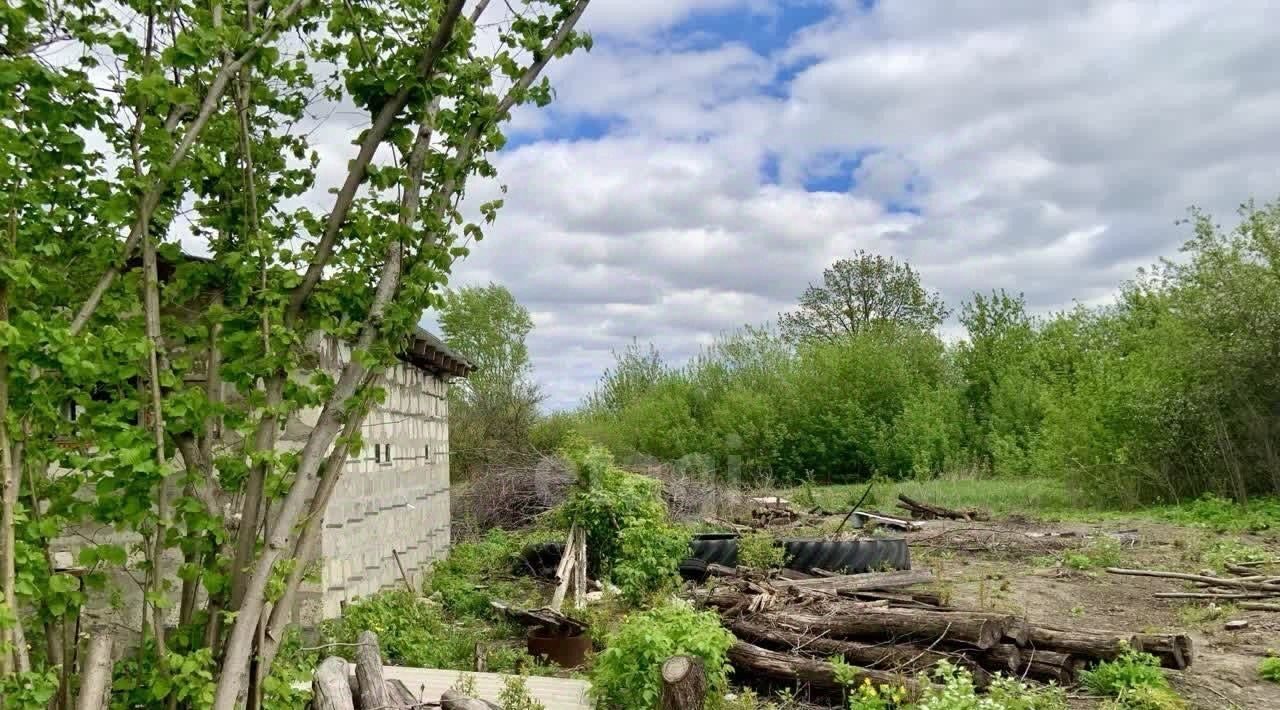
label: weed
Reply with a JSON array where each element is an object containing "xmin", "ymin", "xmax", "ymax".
[
  {"xmin": 1062, "ymin": 537, "xmax": 1123, "ymax": 570},
  {"xmin": 451, "ymin": 673, "xmax": 479, "ymax": 697},
  {"xmin": 1175, "ymin": 602, "xmax": 1235, "ymax": 626},
  {"xmin": 497, "ymin": 675, "xmax": 547, "ymax": 710},
  {"xmin": 738, "ymin": 530, "xmax": 785, "ymax": 569},
  {"xmin": 1199, "ymin": 539, "xmax": 1270, "ymax": 570},
  {"xmin": 1081, "ymin": 647, "xmax": 1178, "ymax": 709},
  {"xmin": 427, "ymin": 528, "xmax": 548, "ymax": 618},
  {"xmin": 1259, "ymin": 653, "xmax": 1280, "ymax": 684},
  {"xmin": 1153, "ymin": 494, "xmax": 1280, "ymax": 532}
]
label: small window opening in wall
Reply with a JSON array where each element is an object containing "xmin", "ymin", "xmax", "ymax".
[
  {"xmin": 384, "ymin": 444, "xmax": 393, "ymax": 462},
  {"xmin": 424, "ymin": 444, "xmax": 430, "ymax": 460},
  {"xmin": 373, "ymin": 443, "xmax": 382, "ymax": 464},
  {"xmin": 63, "ymin": 400, "xmax": 79, "ymax": 422}
]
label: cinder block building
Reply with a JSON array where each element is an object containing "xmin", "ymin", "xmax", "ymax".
[{"xmin": 296, "ymin": 329, "xmax": 471, "ymax": 619}]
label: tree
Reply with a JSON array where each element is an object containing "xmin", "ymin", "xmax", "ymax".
[
  {"xmin": 0, "ymin": 0, "xmax": 594, "ymax": 706},
  {"xmin": 778, "ymin": 252, "xmax": 948, "ymax": 343},
  {"xmin": 438, "ymin": 284, "xmax": 544, "ymax": 476}
]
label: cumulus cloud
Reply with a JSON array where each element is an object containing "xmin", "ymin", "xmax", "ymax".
[{"xmin": 435, "ymin": 0, "xmax": 1280, "ymax": 408}]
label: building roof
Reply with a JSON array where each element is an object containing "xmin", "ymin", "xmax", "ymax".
[{"xmin": 403, "ymin": 327, "xmax": 473, "ymax": 378}]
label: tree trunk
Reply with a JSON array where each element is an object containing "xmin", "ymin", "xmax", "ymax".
[
  {"xmin": 75, "ymin": 635, "xmax": 114, "ymax": 710},
  {"xmin": 897, "ymin": 494, "xmax": 988, "ymax": 521},
  {"xmin": 1019, "ymin": 649, "xmax": 1085, "ymax": 685},
  {"xmin": 1027, "ymin": 627, "xmax": 1192, "ymax": 669},
  {"xmin": 312, "ymin": 657, "xmax": 355, "ymax": 710},
  {"xmin": 727, "ymin": 619, "xmax": 990, "ymax": 685},
  {"xmin": 354, "ymin": 631, "xmax": 389, "ymax": 710},
  {"xmin": 766, "ymin": 608, "xmax": 1008, "ymax": 649},
  {"xmin": 772, "ymin": 568, "xmax": 933, "ymax": 592},
  {"xmin": 660, "ymin": 655, "xmax": 706, "ymax": 710},
  {"xmin": 726, "ymin": 640, "xmax": 919, "ymax": 695},
  {"xmin": 0, "ymin": 222, "xmax": 26, "ymax": 675}
]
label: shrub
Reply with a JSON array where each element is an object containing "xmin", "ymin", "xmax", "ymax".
[
  {"xmin": 1081, "ymin": 647, "xmax": 1171, "ymax": 699},
  {"xmin": 737, "ymin": 530, "xmax": 785, "ymax": 570},
  {"xmin": 841, "ymin": 661, "xmax": 1068, "ymax": 710},
  {"xmin": 590, "ymin": 602, "xmax": 734, "ymax": 709},
  {"xmin": 558, "ymin": 444, "xmax": 688, "ymax": 603},
  {"xmin": 497, "ymin": 675, "xmax": 547, "ymax": 710},
  {"xmin": 1259, "ymin": 654, "xmax": 1280, "ymax": 684},
  {"xmin": 427, "ymin": 529, "xmax": 546, "ymax": 618},
  {"xmin": 1062, "ymin": 537, "xmax": 1123, "ymax": 570}
]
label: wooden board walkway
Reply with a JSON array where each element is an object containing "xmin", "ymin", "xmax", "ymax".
[{"xmin": 382, "ymin": 665, "xmax": 594, "ymax": 709}]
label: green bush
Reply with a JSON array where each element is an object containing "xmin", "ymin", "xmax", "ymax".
[
  {"xmin": 558, "ymin": 444, "xmax": 688, "ymax": 603},
  {"xmin": 737, "ymin": 530, "xmax": 784, "ymax": 570},
  {"xmin": 426, "ymin": 528, "xmax": 546, "ymax": 618},
  {"xmin": 317, "ymin": 590, "xmax": 538, "ymax": 674},
  {"xmin": 840, "ymin": 661, "xmax": 1067, "ymax": 710},
  {"xmin": 1259, "ymin": 654, "xmax": 1280, "ymax": 684},
  {"xmin": 590, "ymin": 602, "xmax": 734, "ymax": 709}
]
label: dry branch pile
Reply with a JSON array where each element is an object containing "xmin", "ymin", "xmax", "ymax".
[
  {"xmin": 694, "ymin": 567, "xmax": 1193, "ymax": 698},
  {"xmin": 896, "ymin": 494, "xmax": 990, "ymax": 522}
]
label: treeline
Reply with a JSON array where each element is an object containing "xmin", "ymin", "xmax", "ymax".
[{"xmin": 545, "ymin": 201, "xmax": 1280, "ymax": 506}]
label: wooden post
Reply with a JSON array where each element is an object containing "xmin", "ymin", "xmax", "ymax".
[
  {"xmin": 660, "ymin": 655, "xmax": 706, "ymax": 710},
  {"xmin": 312, "ymin": 657, "xmax": 355, "ymax": 710},
  {"xmin": 354, "ymin": 631, "xmax": 389, "ymax": 710},
  {"xmin": 74, "ymin": 635, "xmax": 114, "ymax": 710}
]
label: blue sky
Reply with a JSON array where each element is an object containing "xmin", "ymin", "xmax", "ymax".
[{"xmin": 439, "ymin": 0, "xmax": 1280, "ymax": 409}]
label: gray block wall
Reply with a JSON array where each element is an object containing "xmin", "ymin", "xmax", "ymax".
[{"xmin": 309, "ymin": 336, "xmax": 453, "ymax": 619}]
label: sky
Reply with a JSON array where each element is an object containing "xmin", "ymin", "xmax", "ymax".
[{"xmin": 429, "ymin": 0, "xmax": 1280, "ymax": 409}]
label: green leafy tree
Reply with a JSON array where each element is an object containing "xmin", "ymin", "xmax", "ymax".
[
  {"xmin": 0, "ymin": 0, "xmax": 594, "ymax": 706},
  {"xmin": 779, "ymin": 252, "xmax": 949, "ymax": 343},
  {"xmin": 439, "ymin": 284, "xmax": 544, "ymax": 477}
]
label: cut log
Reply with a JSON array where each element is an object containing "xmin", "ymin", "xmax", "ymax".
[
  {"xmin": 727, "ymin": 619, "xmax": 991, "ymax": 685},
  {"xmin": 977, "ymin": 644, "xmax": 1023, "ymax": 675},
  {"xmin": 386, "ymin": 679, "xmax": 419, "ymax": 708},
  {"xmin": 849, "ymin": 590, "xmax": 946, "ymax": 608},
  {"xmin": 1154, "ymin": 591, "xmax": 1278, "ymax": 599},
  {"xmin": 772, "ymin": 569, "xmax": 933, "ymax": 592},
  {"xmin": 312, "ymin": 657, "xmax": 355, "ymax": 710},
  {"xmin": 850, "ymin": 511, "xmax": 922, "ymax": 531},
  {"xmin": 660, "ymin": 655, "xmax": 707, "ymax": 710},
  {"xmin": 489, "ymin": 600, "xmax": 587, "ymax": 636},
  {"xmin": 1133, "ymin": 633, "xmax": 1194, "ymax": 670},
  {"xmin": 440, "ymin": 689, "xmax": 501, "ymax": 710},
  {"xmin": 1019, "ymin": 649, "xmax": 1085, "ymax": 685},
  {"xmin": 1105, "ymin": 567, "xmax": 1280, "ymax": 593},
  {"xmin": 1025, "ymin": 627, "xmax": 1191, "ymax": 669},
  {"xmin": 766, "ymin": 607, "xmax": 1008, "ymax": 649},
  {"xmin": 1238, "ymin": 602, "xmax": 1280, "ymax": 611},
  {"xmin": 75, "ymin": 635, "xmax": 114, "ymax": 710},
  {"xmin": 726, "ymin": 640, "xmax": 919, "ymax": 695},
  {"xmin": 896, "ymin": 494, "xmax": 989, "ymax": 521},
  {"xmin": 353, "ymin": 631, "xmax": 388, "ymax": 710}
]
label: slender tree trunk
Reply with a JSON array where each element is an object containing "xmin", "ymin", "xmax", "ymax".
[
  {"xmin": 0, "ymin": 208, "xmax": 29, "ymax": 675},
  {"xmin": 141, "ymin": 223, "xmax": 171, "ymax": 657}
]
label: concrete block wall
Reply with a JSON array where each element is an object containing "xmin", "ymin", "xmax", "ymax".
[{"xmin": 316, "ymin": 355, "xmax": 452, "ymax": 618}]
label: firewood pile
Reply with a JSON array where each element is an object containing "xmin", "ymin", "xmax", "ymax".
[
  {"xmin": 694, "ymin": 567, "xmax": 1193, "ymax": 699},
  {"xmin": 1108, "ymin": 564, "xmax": 1280, "ymax": 611}
]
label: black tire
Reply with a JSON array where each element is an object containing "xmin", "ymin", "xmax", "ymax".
[
  {"xmin": 688, "ymin": 534, "xmax": 739, "ymax": 566},
  {"xmin": 779, "ymin": 538, "xmax": 911, "ymax": 574},
  {"xmin": 678, "ymin": 557, "xmax": 710, "ymax": 582}
]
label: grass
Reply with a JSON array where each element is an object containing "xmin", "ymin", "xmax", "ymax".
[
  {"xmin": 779, "ymin": 475, "xmax": 1280, "ymax": 532},
  {"xmin": 1260, "ymin": 654, "xmax": 1280, "ymax": 684}
]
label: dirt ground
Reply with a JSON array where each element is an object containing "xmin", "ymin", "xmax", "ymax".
[{"xmin": 849, "ymin": 514, "xmax": 1280, "ymax": 709}]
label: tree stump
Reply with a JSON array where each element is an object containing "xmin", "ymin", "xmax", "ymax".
[
  {"xmin": 440, "ymin": 688, "xmax": 501, "ymax": 709},
  {"xmin": 354, "ymin": 631, "xmax": 389, "ymax": 710},
  {"xmin": 660, "ymin": 655, "xmax": 706, "ymax": 710},
  {"xmin": 312, "ymin": 657, "xmax": 355, "ymax": 710}
]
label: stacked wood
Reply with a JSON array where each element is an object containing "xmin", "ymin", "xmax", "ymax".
[
  {"xmin": 699, "ymin": 571, "xmax": 1194, "ymax": 699},
  {"xmin": 749, "ymin": 497, "xmax": 801, "ymax": 526}
]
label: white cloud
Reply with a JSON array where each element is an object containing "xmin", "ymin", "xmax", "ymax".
[{"xmin": 437, "ymin": 0, "xmax": 1280, "ymax": 408}]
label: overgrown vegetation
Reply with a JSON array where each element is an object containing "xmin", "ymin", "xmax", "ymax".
[
  {"xmin": 553, "ymin": 202, "xmax": 1280, "ymax": 507},
  {"xmin": 1257, "ymin": 653, "xmax": 1280, "ymax": 684},
  {"xmin": 589, "ymin": 602, "xmax": 734, "ymax": 709},
  {"xmin": 841, "ymin": 662, "xmax": 1068, "ymax": 710},
  {"xmin": 738, "ymin": 531, "xmax": 785, "ymax": 570},
  {"xmin": 558, "ymin": 443, "xmax": 689, "ymax": 605},
  {"xmin": 1081, "ymin": 648, "xmax": 1185, "ymax": 709}
]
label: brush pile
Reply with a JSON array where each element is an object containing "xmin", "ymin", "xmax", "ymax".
[
  {"xmin": 1108, "ymin": 563, "xmax": 1280, "ymax": 611},
  {"xmin": 695, "ymin": 567, "xmax": 1194, "ymax": 697}
]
